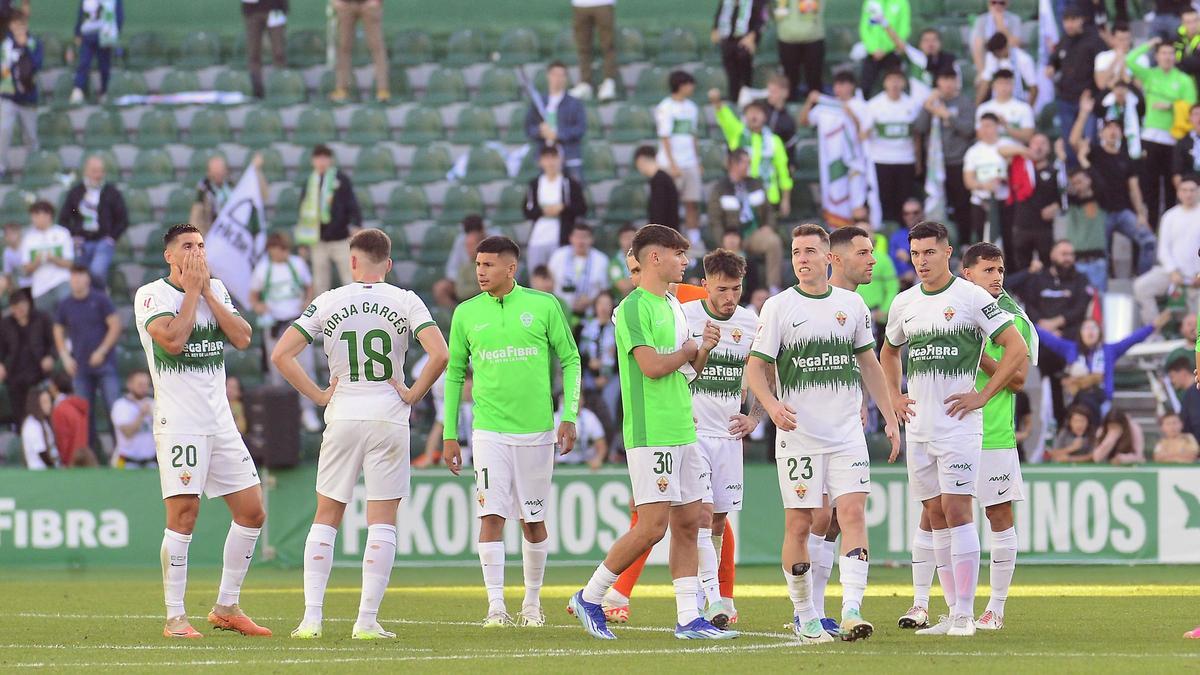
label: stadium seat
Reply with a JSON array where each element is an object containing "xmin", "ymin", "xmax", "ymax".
[
  {"xmin": 287, "ymin": 29, "xmax": 326, "ymax": 68},
  {"xmin": 583, "ymin": 142, "xmax": 617, "ymax": 181},
  {"xmin": 503, "ymin": 106, "xmax": 532, "ymax": 144},
  {"xmin": 123, "ymin": 187, "xmax": 153, "ymax": 224},
  {"xmin": 690, "ymin": 65, "xmax": 726, "ymax": 106},
  {"xmin": 82, "ymin": 110, "xmax": 124, "ymax": 148},
  {"xmin": 474, "ymin": 67, "xmax": 521, "ymax": 106},
  {"xmin": 274, "ymin": 186, "xmax": 301, "ymax": 221},
  {"xmin": 354, "ymin": 186, "xmax": 377, "ymax": 220},
  {"xmin": 105, "ymin": 70, "xmax": 148, "ymax": 100},
  {"xmin": 222, "ymin": 31, "xmax": 246, "ymax": 64},
  {"xmin": 256, "ymin": 147, "xmax": 286, "ymax": 183},
  {"xmin": 399, "ymin": 106, "xmax": 446, "ymax": 145},
  {"xmin": 131, "ymin": 149, "xmax": 176, "ymax": 187},
  {"xmin": 825, "ymin": 26, "xmax": 858, "ymax": 61},
  {"xmin": 699, "ymin": 140, "xmax": 727, "ymax": 176},
  {"xmin": 265, "ymin": 70, "xmax": 307, "ymax": 107},
  {"xmin": 452, "ymin": 106, "xmax": 499, "ymax": 145},
  {"xmin": 177, "ymin": 31, "xmax": 222, "ymax": 68},
  {"xmin": 318, "ymin": 69, "xmax": 359, "ymax": 104},
  {"xmin": 136, "ymin": 109, "xmax": 178, "ymax": 147},
  {"xmin": 913, "ymin": 0, "xmax": 947, "ymax": 18},
  {"xmin": 160, "ymin": 69, "xmax": 202, "ymax": 95},
  {"xmin": 794, "ymin": 142, "xmax": 819, "ymax": 181},
  {"xmin": 632, "ymin": 66, "xmax": 671, "ymax": 104},
  {"xmin": 825, "ymin": 0, "xmax": 860, "ymax": 23},
  {"xmin": 444, "ymin": 29, "xmax": 488, "ymax": 67},
  {"xmin": 38, "ymin": 34, "xmax": 66, "ymax": 69},
  {"xmin": 240, "ymin": 108, "xmax": 284, "ymax": 147},
  {"xmin": 417, "ymin": 224, "xmax": 461, "ymax": 261},
  {"xmin": 293, "ymin": 108, "xmax": 338, "ymax": 146},
  {"xmin": 551, "ymin": 27, "xmax": 578, "ymax": 65},
  {"xmin": 514, "ymin": 148, "xmax": 539, "ymax": 182},
  {"xmin": 345, "ymin": 107, "xmax": 392, "ymax": 145},
  {"xmin": 655, "ymin": 28, "xmax": 699, "ymax": 66},
  {"xmin": 123, "ymin": 32, "xmax": 166, "ymax": 70},
  {"xmin": 390, "ymin": 29, "xmax": 434, "ymax": 66},
  {"xmin": 165, "ymin": 187, "xmax": 196, "ymax": 224},
  {"xmin": 408, "ymin": 144, "xmax": 453, "ymax": 184},
  {"xmin": 497, "ymin": 27, "xmax": 541, "ymax": 66},
  {"xmin": 586, "ymin": 105, "xmax": 604, "ymax": 140},
  {"xmin": 214, "ymin": 69, "xmax": 253, "ymax": 97},
  {"xmin": 352, "ymin": 146, "xmax": 397, "ymax": 183},
  {"xmin": 389, "ymin": 68, "xmax": 413, "ymax": 101},
  {"xmin": 49, "ymin": 71, "xmax": 77, "ymax": 108},
  {"xmin": 422, "ymin": 68, "xmax": 468, "ymax": 105},
  {"xmin": 36, "ymin": 111, "xmax": 74, "ymax": 148},
  {"xmin": 944, "ymin": 0, "xmax": 978, "ymax": 15},
  {"xmin": 18, "ymin": 150, "xmax": 63, "ymax": 189},
  {"xmin": 0, "ymin": 190, "xmax": 31, "ymax": 222},
  {"xmin": 608, "ymin": 104, "xmax": 655, "ymax": 143},
  {"xmin": 603, "ymin": 180, "xmax": 647, "ymax": 224},
  {"xmin": 462, "ymin": 145, "xmax": 507, "ymax": 185},
  {"xmin": 494, "ymin": 182, "xmax": 528, "ymax": 224},
  {"xmin": 189, "ymin": 108, "xmax": 232, "ymax": 147},
  {"xmin": 617, "ymin": 26, "xmax": 647, "ymax": 65},
  {"xmin": 387, "ymin": 184, "xmax": 431, "ymax": 222}
]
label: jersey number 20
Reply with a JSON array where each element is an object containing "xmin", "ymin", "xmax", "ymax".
[{"xmin": 339, "ymin": 329, "xmax": 393, "ymax": 382}]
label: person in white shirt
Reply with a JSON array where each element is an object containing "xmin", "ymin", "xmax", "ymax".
[
  {"xmin": 1134, "ymin": 175, "xmax": 1200, "ymax": 325},
  {"xmin": 547, "ymin": 223, "xmax": 610, "ymax": 318},
  {"xmin": 977, "ymin": 33, "xmax": 1037, "ymax": 104},
  {"xmin": 656, "ymin": 70, "xmax": 703, "ymax": 236},
  {"xmin": 21, "ymin": 387, "xmax": 58, "ymax": 470},
  {"xmin": 1094, "ymin": 24, "xmax": 1144, "ymax": 93},
  {"xmin": 111, "ymin": 370, "xmax": 157, "ymax": 468},
  {"xmin": 523, "ymin": 146, "xmax": 587, "ymax": 275},
  {"xmin": 962, "ymin": 113, "xmax": 1026, "ymax": 245},
  {"xmin": 976, "ymin": 70, "xmax": 1035, "ymax": 143},
  {"xmin": 555, "ymin": 402, "xmax": 607, "ymax": 469},
  {"xmin": 19, "ymin": 201, "xmax": 73, "ymax": 314},
  {"xmin": 862, "ymin": 69, "xmax": 920, "ymax": 224}
]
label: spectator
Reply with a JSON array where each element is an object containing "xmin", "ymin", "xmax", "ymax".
[
  {"xmin": 69, "ymin": 0, "xmax": 122, "ymax": 105},
  {"xmin": 712, "ymin": 0, "xmax": 766, "ymax": 103},
  {"xmin": 20, "ymin": 201, "xmax": 73, "ymax": 313},
  {"xmin": 1061, "ymin": 168, "xmax": 1113, "ymax": 290},
  {"xmin": 1164, "ymin": 355, "xmax": 1196, "ymax": 411},
  {"xmin": 296, "ymin": 144, "xmax": 360, "ymax": 295},
  {"xmin": 862, "ymin": 69, "xmax": 919, "ymax": 223},
  {"xmin": 47, "ymin": 370, "xmax": 93, "ymax": 467},
  {"xmin": 607, "ymin": 223, "xmax": 636, "ymax": 298},
  {"xmin": 242, "ymin": 0, "xmax": 287, "ymax": 100},
  {"xmin": 20, "ymin": 387, "xmax": 57, "ymax": 469},
  {"xmin": 52, "ymin": 264, "xmax": 119, "ymax": 444},
  {"xmin": 1008, "ymin": 133, "xmax": 1058, "ymax": 271},
  {"xmin": 1048, "ymin": 7, "xmax": 1106, "ymax": 167},
  {"xmin": 443, "ymin": 214, "xmax": 486, "ymax": 287},
  {"xmin": 710, "ymin": 91, "xmax": 793, "ymax": 220},
  {"xmin": 884, "ymin": 25, "xmax": 957, "ymax": 103},
  {"xmin": 249, "ymin": 231, "xmax": 321, "ymax": 433},
  {"xmin": 0, "ymin": 0, "xmax": 29, "ymax": 38},
  {"xmin": 706, "ymin": 148, "xmax": 782, "ymax": 291},
  {"xmin": 1092, "ymin": 408, "xmax": 1146, "ymax": 464},
  {"xmin": 530, "ymin": 264, "xmax": 576, "ymax": 328},
  {"xmin": 1037, "ymin": 313, "xmax": 1167, "ymax": 415},
  {"xmin": 1014, "ymin": 389, "xmax": 1033, "ymax": 460},
  {"xmin": 0, "ymin": 9, "xmax": 41, "ymax": 179},
  {"xmin": 719, "ymin": 228, "xmax": 761, "ymax": 297},
  {"xmin": 523, "ymin": 145, "xmax": 587, "ymax": 274},
  {"xmin": 190, "ymin": 154, "xmax": 267, "ymax": 235},
  {"xmin": 634, "ymin": 145, "xmax": 681, "ymax": 232},
  {"xmin": 859, "ymin": 0, "xmax": 910, "ymax": 95},
  {"xmin": 110, "ymin": 370, "xmax": 155, "ymax": 469},
  {"xmin": 1127, "ymin": 37, "xmax": 1198, "ymax": 227},
  {"xmin": 655, "ymin": 71, "xmax": 703, "ymax": 237},
  {"xmin": 570, "ymin": 0, "xmax": 618, "ymax": 102},
  {"xmin": 889, "ymin": 197, "xmax": 922, "ymax": 284},
  {"xmin": 547, "ymin": 223, "xmax": 609, "ymax": 318},
  {"xmin": 410, "ymin": 351, "xmax": 448, "ymax": 468},
  {"xmin": 976, "ymin": 69, "xmax": 1035, "ymax": 142},
  {"xmin": 451, "ymin": 217, "xmax": 486, "ymax": 301},
  {"xmin": 970, "ymin": 0, "xmax": 1022, "ymax": 72},
  {"xmin": 978, "ymin": 34, "xmax": 1037, "ymax": 105},
  {"xmin": 963, "ymin": 112, "xmax": 1024, "ymax": 246},
  {"xmin": 1172, "ymin": 103, "xmax": 1200, "ymax": 190},
  {"xmin": 1154, "ymin": 411, "xmax": 1199, "ymax": 462},
  {"xmin": 748, "ymin": 286, "xmax": 769, "ymax": 315},
  {"xmin": 430, "ymin": 278, "xmax": 458, "ymax": 314},
  {"xmin": 1047, "ymin": 404, "xmax": 1096, "ymax": 462},
  {"xmin": 773, "ymin": 0, "xmax": 825, "ymax": 99},
  {"xmin": 525, "ymin": 61, "xmax": 587, "ymax": 183},
  {"xmin": 1, "ymin": 221, "xmax": 26, "ymax": 299},
  {"xmin": 555, "ymin": 398, "xmax": 608, "ymax": 469},
  {"xmin": 1133, "ymin": 175, "xmax": 1200, "ymax": 325},
  {"xmin": 1175, "ymin": 9, "xmax": 1200, "ymax": 78},
  {"xmin": 913, "ymin": 68, "xmax": 976, "ymax": 239},
  {"xmin": 763, "ymin": 73, "xmax": 799, "ymax": 158},
  {"xmin": 60, "ymin": 156, "xmax": 127, "ymax": 288},
  {"xmin": 1012, "ymin": 239, "xmax": 1093, "ymax": 341},
  {"xmin": 1151, "ymin": 0, "xmax": 1190, "ymax": 37},
  {"xmin": 1079, "ymin": 0, "xmax": 1126, "ymax": 35},
  {"xmin": 331, "ymin": 0, "xmax": 388, "ymax": 103},
  {"xmin": 853, "ymin": 220, "xmax": 899, "ymax": 322},
  {"xmin": 577, "ymin": 290, "xmax": 619, "ymax": 426},
  {"xmin": 227, "ymin": 375, "xmax": 248, "ymax": 436},
  {"xmin": 1094, "ymin": 23, "xmax": 1137, "ymax": 94}
]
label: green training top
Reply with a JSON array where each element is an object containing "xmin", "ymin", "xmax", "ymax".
[
  {"xmin": 977, "ymin": 291, "xmax": 1036, "ymax": 450},
  {"xmin": 1127, "ymin": 43, "xmax": 1198, "ymax": 134},
  {"xmin": 615, "ymin": 287, "xmax": 697, "ymax": 448},
  {"xmin": 443, "ymin": 283, "xmax": 581, "ymax": 439}
]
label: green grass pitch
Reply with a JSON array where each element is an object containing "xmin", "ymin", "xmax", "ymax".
[{"xmin": 1, "ymin": 564, "xmax": 1197, "ymax": 672}]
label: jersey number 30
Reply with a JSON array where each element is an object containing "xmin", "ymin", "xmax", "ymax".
[{"xmin": 339, "ymin": 329, "xmax": 393, "ymax": 383}]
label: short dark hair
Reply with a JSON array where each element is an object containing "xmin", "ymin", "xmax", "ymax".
[
  {"xmin": 476, "ymin": 235, "xmax": 521, "ymax": 259},
  {"xmin": 570, "ymin": 222, "xmax": 594, "ymax": 236},
  {"xmin": 720, "ymin": 227, "xmax": 743, "ymax": 242},
  {"xmin": 538, "ymin": 145, "xmax": 560, "ymax": 158},
  {"xmin": 668, "ymin": 70, "xmax": 695, "ymax": 93},
  {"xmin": 266, "ymin": 231, "xmax": 291, "ymax": 249},
  {"xmin": 70, "ymin": 263, "xmax": 91, "ymax": 276},
  {"xmin": 1067, "ymin": 166, "xmax": 1089, "ymax": 179},
  {"xmin": 547, "ymin": 60, "xmax": 568, "ymax": 72},
  {"xmin": 908, "ymin": 220, "xmax": 950, "ymax": 244},
  {"xmin": 919, "ymin": 28, "xmax": 941, "ymax": 39},
  {"xmin": 461, "ymin": 214, "xmax": 485, "ymax": 235},
  {"xmin": 833, "ymin": 70, "xmax": 857, "ymax": 86},
  {"xmin": 979, "ymin": 112, "xmax": 1001, "ymax": 125},
  {"xmin": 1168, "ymin": 356, "xmax": 1193, "ymax": 373},
  {"xmin": 728, "ymin": 148, "xmax": 750, "ymax": 166},
  {"xmin": 51, "ymin": 370, "xmax": 74, "ymax": 395},
  {"xmin": 744, "ymin": 100, "xmax": 770, "ymax": 117},
  {"xmin": 8, "ymin": 8, "xmax": 27, "ymax": 23},
  {"xmin": 349, "ymin": 228, "xmax": 392, "ymax": 263},
  {"xmin": 631, "ymin": 223, "xmax": 689, "ymax": 261},
  {"xmin": 531, "ymin": 264, "xmax": 551, "ymax": 279},
  {"xmin": 163, "ymin": 223, "xmax": 200, "ymax": 247},
  {"xmin": 1180, "ymin": 173, "xmax": 1200, "ymax": 186},
  {"xmin": 992, "ymin": 68, "xmax": 1015, "ymax": 81},
  {"xmin": 9, "ymin": 288, "xmax": 31, "ymax": 307},
  {"xmin": 986, "ymin": 32, "xmax": 1008, "ymax": 53},
  {"xmin": 311, "ymin": 144, "xmax": 333, "ymax": 158},
  {"xmin": 28, "ymin": 200, "xmax": 54, "ymax": 217},
  {"xmin": 963, "ymin": 242, "xmax": 1004, "ymax": 268},
  {"xmin": 935, "ymin": 67, "xmax": 959, "ymax": 81},
  {"xmin": 618, "ymin": 223, "xmax": 637, "ymax": 235},
  {"xmin": 1112, "ymin": 21, "xmax": 1131, "ymax": 33},
  {"xmin": 829, "ymin": 225, "xmax": 870, "ymax": 251},
  {"xmin": 703, "ymin": 248, "xmax": 746, "ymax": 280},
  {"xmin": 3, "ymin": 221, "xmax": 20, "ymax": 232},
  {"xmin": 791, "ymin": 222, "xmax": 830, "ymax": 247},
  {"xmin": 634, "ymin": 145, "xmax": 657, "ymax": 162},
  {"xmin": 1156, "ymin": 39, "xmax": 1176, "ymax": 52},
  {"xmin": 883, "ymin": 68, "xmax": 906, "ymax": 81}
]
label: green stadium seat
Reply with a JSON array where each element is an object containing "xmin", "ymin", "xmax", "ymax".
[
  {"xmin": 82, "ymin": 110, "xmax": 124, "ymax": 148},
  {"xmin": 633, "ymin": 66, "xmax": 670, "ymax": 104},
  {"xmin": 794, "ymin": 142, "xmax": 819, "ymax": 180},
  {"xmin": 514, "ymin": 148, "xmax": 538, "ymax": 182},
  {"xmin": 1010, "ymin": 0, "xmax": 1036, "ymax": 18},
  {"xmin": 240, "ymin": 108, "xmax": 283, "ymax": 147},
  {"xmin": 914, "ymin": 0, "xmax": 947, "ymax": 17},
  {"xmin": 274, "ymin": 186, "xmax": 301, "ymax": 224},
  {"xmin": 49, "ymin": 71, "xmax": 77, "ymax": 108},
  {"xmin": 136, "ymin": 109, "xmax": 178, "ymax": 147},
  {"xmin": 388, "ymin": 184, "xmax": 431, "ymax": 222},
  {"xmin": 690, "ymin": 65, "xmax": 726, "ymax": 106},
  {"xmin": 105, "ymin": 71, "xmax": 147, "ymax": 100},
  {"xmin": 608, "ymin": 104, "xmax": 655, "ymax": 143},
  {"xmin": 475, "ymin": 67, "xmax": 521, "ymax": 106},
  {"xmin": 318, "ymin": 69, "xmax": 359, "ymax": 104},
  {"xmin": 552, "ymin": 27, "xmax": 578, "ymax": 65},
  {"xmin": 39, "ymin": 34, "xmax": 66, "ymax": 69},
  {"xmin": 391, "ymin": 30, "xmax": 434, "ymax": 66},
  {"xmin": 19, "ymin": 151, "xmax": 63, "ymax": 189},
  {"xmin": 131, "ymin": 149, "xmax": 175, "ymax": 187},
  {"xmin": 496, "ymin": 28, "xmax": 541, "ymax": 66},
  {"xmin": 444, "ymin": 29, "xmax": 487, "ymax": 67},
  {"xmin": 452, "ymin": 106, "xmax": 499, "ymax": 144},
  {"xmin": 123, "ymin": 187, "xmax": 153, "ymax": 224},
  {"xmin": 617, "ymin": 26, "xmax": 647, "ymax": 65},
  {"xmin": 186, "ymin": 149, "xmax": 224, "ymax": 185},
  {"xmin": 825, "ymin": 0, "xmax": 861, "ymax": 23},
  {"xmin": 586, "ymin": 105, "xmax": 604, "ymax": 140},
  {"xmin": 388, "ymin": 68, "xmax": 412, "ymax": 101},
  {"xmin": 583, "ymin": 142, "xmax": 617, "ymax": 180},
  {"xmin": 699, "ymin": 140, "xmax": 727, "ymax": 176},
  {"xmin": 656, "ymin": 28, "xmax": 699, "ymax": 66},
  {"xmin": 265, "ymin": 70, "xmax": 307, "ymax": 107},
  {"xmin": 124, "ymin": 32, "xmax": 165, "ymax": 70},
  {"xmin": 36, "ymin": 111, "xmax": 74, "ymax": 148},
  {"xmin": 188, "ymin": 108, "xmax": 231, "ymax": 147},
  {"xmin": 504, "ymin": 106, "xmax": 531, "ymax": 143},
  {"xmin": 165, "ymin": 187, "xmax": 196, "ymax": 224},
  {"xmin": 177, "ymin": 31, "xmax": 222, "ymax": 68},
  {"xmin": 462, "ymin": 146, "xmax": 507, "ymax": 185},
  {"xmin": 354, "ymin": 186, "xmax": 377, "ymax": 219},
  {"xmin": 604, "ymin": 181, "xmax": 647, "ymax": 225},
  {"xmin": 353, "ymin": 146, "xmax": 397, "ymax": 183},
  {"xmin": 422, "ymin": 68, "xmax": 468, "ymax": 105},
  {"xmin": 222, "ymin": 32, "xmax": 246, "ymax": 63},
  {"xmin": 757, "ymin": 26, "xmax": 780, "ymax": 66},
  {"xmin": 287, "ymin": 29, "xmax": 326, "ymax": 68},
  {"xmin": 826, "ymin": 26, "xmax": 858, "ymax": 60},
  {"xmin": 399, "ymin": 106, "xmax": 445, "ymax": 145},
  {"xmin": 160, "ymin": 69, "xmax": 201, "ymax": 95},
  {"xmin": 256, "ymin": 147, "xmax": 286, "ymax": 183},
  {"xmin": 346, "ymin": 107, "xmax": 392, "ymax": 145},
  {"xmin": 408, "ymin": 144, "xmax": 453, "ymax": 184},
  {"xmin": 0, "ymin": 190, "xmax": 31, "ymax": 222},
  {"xmin": 214, "ymin": 69, "xmax": 253, "ymax": 97},
  {"xmin": 494, "ymin": 182, "xmax": 528, "ymax": 224},
  {"xmin": 418, "ymin": 223, "xmax": 459, "ymax": 254},
  {"xmin": 293, "ymin": 108, "xmax": 338, "ymax": 146},
  {"xmin": 944, "ymin": 0, "xmax": 979, "ymax": 15},
  {"xmin": 939, "ymin": 28, "xmax": 966, "ymax": 56}
]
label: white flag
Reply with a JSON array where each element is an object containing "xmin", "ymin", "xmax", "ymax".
[
  {"xmin": 812, "ymin": 95, "xmax": 881, "ymax": 228},
  {"xmin": 1035, "ymin": 0, "xmax": 1059, "ymax": 115},
  {"xmin": 206, "ymin": 165, "xmax": 266, "ymax": 309}
]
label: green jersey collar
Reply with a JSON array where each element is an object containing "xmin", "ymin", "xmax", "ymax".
[
  {"xmin": 486, "ymin": 281, "xmax": 522, "ymax": 304},
  {"xmin": 792, "ymin": 284, "xmax": 832, "ymax": 300},
  {"xmin": 920, "ymin": 276, "xmax": 956, "ymax": 296},
  {"xmin": 701, "ymin": 298, "xmax": 732, "ymax": 321},
  {"xmin": 162, "ymin": 276, "xmax": 185, "ymax": 293}
]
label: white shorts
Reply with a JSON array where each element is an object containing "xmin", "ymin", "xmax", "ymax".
[
  {"xmin": 976, "ymin": 448, "xmax": 1025, "ymax": 507},
  {"xmin": 156, "ymin": 429, "xmax": 260, "ymax": 500},
  {"xmin": 674, "ymin": 164, "xmax": 702, "ymax": 203},
  {"xmin": 316, "ymin": 420, "xmax": 411, "ymax": 503},
  {"xmin": 472, "ymin": 436, "xmax": 554, "ymax": 522},
  {"xmin": 627, "ymin": 444, "xmax": 710, "ymax": 506},
  {"xmin": 777, "ymin": 443, "xmax": 871, "ymax": 509},
  {"xmin": 907, "ymin": 435, "xmax": 982, "ymax": 502},
  {"xmin": 698, "ymin": 435, "xmax": 744, "ymax": 512}
]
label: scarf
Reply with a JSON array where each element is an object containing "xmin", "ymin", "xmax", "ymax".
[
  {"xmin": 297, "ymin": 168, "xmax": 336, "ymax": 246},
  {"xmin": 1102, "ymin": 90, "xmax": 1142, "ymax": 159},
  {"xmin": 1007, "ymin": 157, "xmax": 1035, "ymax": 205},
  {"xmin": 81, "ymin": 0, "xmax": 120, "ymax": 47},
  {"xmin": 0, "ymin": 38, "xmax": 14, "ymax": 96},
  {"xmin": 717, "ymin": 0, "xmax": 755, "ymax": 38},
  {"xmin": 1190, "ymin": 132, "xmax": 1200, "ymax": 172},
  {"xmin": 261, "ymin": 258, "xmax": 303, "ymax": 302},
  {"xmin": 741, "ymin": 124, "xmax": 776, "ymax": 186},
  {"xmin": 923, "ymin": 112, "xmax": 947, "ymax": 220}
]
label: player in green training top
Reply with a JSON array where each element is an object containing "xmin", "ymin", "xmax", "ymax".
[
  {"xmin": 441, "ymin": 235, "xmax": 582, "ymax": 629},
  {"xmin": 570, "ymin": 224, "xmax": 734, "ymax": 641}
]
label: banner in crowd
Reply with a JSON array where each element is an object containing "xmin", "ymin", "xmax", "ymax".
[
  {"xmin": 205, "ymin": 165, "xmax": 267, "ymax": 309},
  {"xmin": 811, "ymin": 95, "xmax": 882, "ymax": 229},
  {"xmin": 1, "ymin": 466, "xmax": 1198, "ymax": 567},
  {"xmin": 1035, "ymin": 0, "xmax": 1059, "ymax": 115}
]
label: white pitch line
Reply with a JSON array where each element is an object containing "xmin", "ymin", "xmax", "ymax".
[{"xmin": 0, "ymin": 643, "xmax": 433, "ymax": 653}]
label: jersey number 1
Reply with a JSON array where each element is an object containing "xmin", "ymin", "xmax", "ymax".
[{"xmin": 339, "ymin": 329, "xmax": 394, "ymax": 382}]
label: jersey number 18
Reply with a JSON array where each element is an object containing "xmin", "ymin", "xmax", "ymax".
[{"xmin": 338, "ymin": 329, "xmax": 394, "ymax": 383}]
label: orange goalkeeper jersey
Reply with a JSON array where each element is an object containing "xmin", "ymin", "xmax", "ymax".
[{"xmin": 674, "ymin": 283, "xmax": 706, "ymax": 304}]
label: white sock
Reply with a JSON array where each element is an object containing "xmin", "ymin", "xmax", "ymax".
[
  {"xmin": 911, "ymin": 528, "xmax": 935, "ymax": 609},
  {"xmin": 357, "ymin": 524, "xmax": 397, "ymax": 627},
  {"xmin": 302, "ymin": 524, "xmax": 337, "ymax": 623},
  {"xmin": 217, "ymin": 522, "xmax": 261, "ymax": 607},
  {"xmin": 783, "ymin": 564, "xmax": 818, "ymax": 623},
  {"xmin": 949, "ymin": 523, "xmax": 981, "ymax": 618},
  {"xmin": 696, "ymin": 528, "xmax": 721, "ymax": 608},
  {"xmin": 161, "ymin": 528, "xmax": 191, "ymax": 618},
  {"xmin": 723, "ymin": 596, "xmax": 736, "ymax": 614},
  {"xmin": 838, "ymin": 552, "xmax": 869, "ymax": 614},
  {"xmin": 673, "ymin": 576, "xmax": 701, "ymax": 625},
  {"xmin": 986, "ymin": 527, "xmax": 1017, "ymax": 616},
  {"xmin": 809, "ymin": 534, "xmax": 834, "ymax": 618},
  {"xmin": 478, "ymin": 541, "xmax": 506, "ymax": 613},
  {"xmin": 522, "ymin": 538, "xmax": 548, "ymax": 609},
  {"xmin": 583, "ymin": 564, "xmax": 618, "ymax": 605},
  {"xmin": 932, "ymin": 528, "xmax": 957, "ymax": 613},
  {"xmin": 603, "ymin": 588, "xmax": 629, "ymax": 607}
]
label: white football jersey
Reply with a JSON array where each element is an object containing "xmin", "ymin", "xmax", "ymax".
[
  {"xmin": 292, "ymin": 281, "xmax": 436, "ymax": 424},
  {"xmin": 134, "ymin": 277, "xmax": 241, "ymax": 435},
  {"xmin": 682, "ymin": 300, "xmax": 758, "ymax": 440}
]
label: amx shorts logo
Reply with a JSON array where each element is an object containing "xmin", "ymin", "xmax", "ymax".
[
  {"xmin": 943, "ymin": 306, "xmax": 956, "ymax": 322},
  {"xmin": 179, "ymin": 471, "xmax": 191, "ymax": 486},
  {"xmin": 835, "ymin": 311, "xmax": 847, "ymax": 326},
  {"xmin": 948, "ymin": 462, "xmax": 973, "ymax": 472},
  {"xmin": 988, "ymin": 473, "xmax": 1011, "ymax": 482},
  {"xmin": 794, "ymin": 483, "xmax": 808, "ymax": 499},
  {"xmin": 523, "ymin": 499, "xmax": 544, "ymax": 508},
  {"xmin": 850, "ymin": 460, "xmax": 869, "ymax": 468},
  {"xmin": 725, "ymin": 483, "xmax": 742, "ymax": 491},
  {"xmin": 520, "ymin": 312, "xmax": 534, "ymax": 328},
  {"xmin": 656, "ymin": 476, "xmax": 670, "ymax": 493}
]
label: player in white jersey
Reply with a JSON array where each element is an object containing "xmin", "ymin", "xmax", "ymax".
[
  {"xmin": 271, "ymin": 229, "xmax": 448, "ymax": 640},
  {"xmin": 746, "ymin": 224, "xmax": 900, "ymax": 644},
  {"xmin": 681, "ymin": 249, "xmax": 761, "ymax": 628},
  {"xmin": 879, "ymin": 221, "xmax": 1027, "ymax": 638},
  {"xmin": 133, "ymin": 224, "xmax": 269, "ymax": 639}
]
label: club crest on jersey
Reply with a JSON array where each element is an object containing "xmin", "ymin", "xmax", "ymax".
[
  {"xmin": 943, "ymin": 306, "xmax": 956, "ymax": 322},
  {"xmin": 179, "ymin": 471, "xmax": 191, "ymax": 486},
  {"xmin": 835, "ymin": 311, "xmax": 847, "ymax": 326},
  {"xmin": 794, "ymin": 483, "xmax": 807, "ymax": 499},
  {"xmin": 520, "ymin": 312, "xmax": 534, "ymax": 328},
  {"xmin": 732, "ymin": 327, "xmax": 744, "ymax": 343},
  {"xmin": 657, "ymin": 476, "xmax": 669, "ymax": 493},
  {"xmin": 476, "ymin": 490, "xmax": 486, "ymax": 507}
]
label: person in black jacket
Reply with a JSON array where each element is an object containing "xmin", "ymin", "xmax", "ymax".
[
  {"xmin": 524, "ymin": 62, "xmax": 588, "ymax": 184},
  {"xmin": 712, "ymin": 0, "xmax": 766, "ymax": 103},
  {"xmin": 296, "ymin": 144, "xmax": 361, "ymax": 294},
  {"xmin": 242, "ymin": 0, "xmax": 288, "ymax": 99},
  {"xmin": 59, "ymin": 155, "xmax": 127, "ymax": 289},
  {"xmin": 634, "ymin": 145, "xmax": 681, "ymax": 232},
  {"xmin": 1173, "ymin": 103, "xmax": 1200, "ymax": 190},
  {"xmin": 523, "ymin": 146, "xmax": 587, "ymax": 275},
  {"xmin": 0, "ymin": 288, "xmax": 55, "ymax": 424}
]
